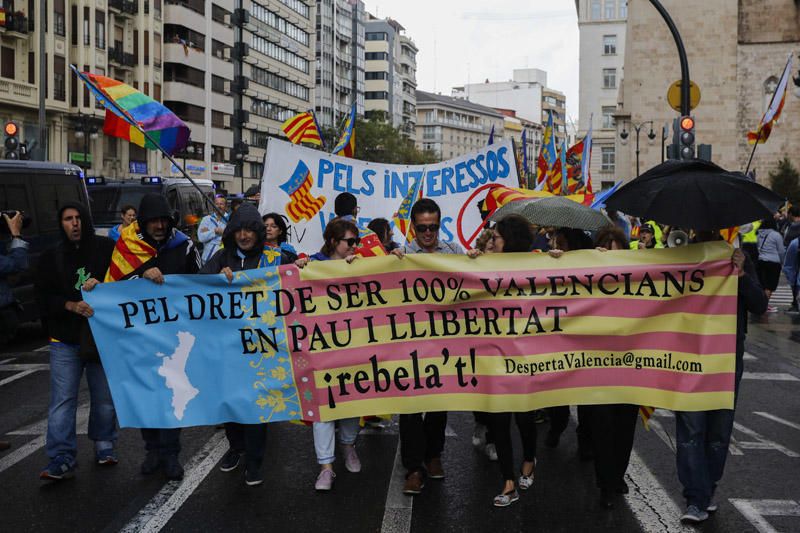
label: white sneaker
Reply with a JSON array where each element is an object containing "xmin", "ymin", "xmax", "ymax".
[
  {"xmin": 485, "ymin": 443, "xmax": 498, "ymax": 461},
  {"xmin": 472, "ymin": 424, "xmax": 487, "ymax": 448},
  {"xmin": 681, "ymin": 505, "xmax": 709, "ymax": 523}
]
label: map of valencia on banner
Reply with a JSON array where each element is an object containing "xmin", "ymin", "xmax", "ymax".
[{"xmin": 84, "ymin": 242, "xmax": 738, "ymax": 428}]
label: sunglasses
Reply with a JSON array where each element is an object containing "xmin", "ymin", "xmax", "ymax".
[
  {"xmin": 414, "ymin": 223, "xmax": 440, "ymax": 233},
  {"xmin": 339, "ymin": 237, "xmax": 361, "ymax": 247}
]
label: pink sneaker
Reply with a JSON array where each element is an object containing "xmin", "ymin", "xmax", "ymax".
[
  {"xmin": 315, "ymin": 469, "xmax": 336, "ymax": 491},
  {"xmin": 344, "ymin": 445, "xmax": 361, "ymax": 473}
]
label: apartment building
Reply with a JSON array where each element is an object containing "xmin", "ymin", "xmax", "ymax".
[
  {"xmin": 415, "ymin": 89, "xmax": 503, "ymax": 160},
  {"xmin": 314, "ymin": 0, "xmax": 364, "ymax": 130},
  {"xmin": 363, "ymin": 13, "xmax": 417, "ymax": 138}
]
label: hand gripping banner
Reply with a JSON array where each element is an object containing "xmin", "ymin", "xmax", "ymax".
[{"xmin": 84, "ymin": 242, "xmax": 738, "ymax": 428}]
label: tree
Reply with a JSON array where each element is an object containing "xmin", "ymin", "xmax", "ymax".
[
  {"xmin": 768, "ymin": 157, "xmax": 800, "ymax": 204},
  {"xmin": 353, "ymin": 114, "xmax": 438, "ymax": 165}
]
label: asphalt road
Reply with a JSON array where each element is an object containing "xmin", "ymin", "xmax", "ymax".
[{"xmin": 1, "ymin": 306, "xmax": 798, "ymax": 533}]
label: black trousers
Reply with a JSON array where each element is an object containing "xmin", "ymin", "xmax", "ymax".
[
  {"xmin": 547, "ymin": 405, "xmax": 592, "ymax": 445},
  {"xmin": 587, "ymin": 404, "xmax": 639, "ymax": 489},
  {"xmin": 224, "ymin": 422, "xmax": 267, "ymax": 470},
  {"xmin": 472, "ymin": 411, "xmax": 495, "ymax": 444},
  {"xmin": 141, "ymin": 428, "xmax": 181, "ymax": 456},
  {"xmin": 490, "ymin": 411, "xmax": 537, "ymax": 481},
  {"xmin": 399, "ymin": 412, "xmax": 447, "ymax": 473}
]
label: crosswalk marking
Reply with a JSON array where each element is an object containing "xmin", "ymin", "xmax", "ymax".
[
  {"xmin": 769, "ymin": 285, "xmax": 794, "ymax": 306},
  {"xmin": 743, "ymin": 372, "xmax": 799, "ymax": 381}
]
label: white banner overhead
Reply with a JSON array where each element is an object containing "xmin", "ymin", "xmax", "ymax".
[{"xmin": 258, "ymin": 138, "xmax": 520, "ymax": 255}]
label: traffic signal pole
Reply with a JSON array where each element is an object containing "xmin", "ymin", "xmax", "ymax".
[{"xmin": 648, "ymin": 0, "xmax": 691, "ymax": 116}]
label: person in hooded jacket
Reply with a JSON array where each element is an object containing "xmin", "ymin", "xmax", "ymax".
[
  {"xmin": 98, "ymin": 193, "xmax": 201, "ymax": 481},
  {"xmin": 200, "ymin": 204, "xmax": 284, "ymax": 486},
  {"xmin": 35, "ymin": 202, "xmax": 118, "ymax": 481}
]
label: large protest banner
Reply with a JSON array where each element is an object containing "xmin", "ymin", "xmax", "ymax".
[
  {"xmin": 258, "ymin": 138, "xmax": 520, "ymax": 253},
  {"xmin": 85, "ymin": 242, "xmax": 738, "ymax": 428}
]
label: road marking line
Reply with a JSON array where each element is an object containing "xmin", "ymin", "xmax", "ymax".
[
  {"xmin": 0, "ymin": 369, "xmax": 41, "ymax": 387},
  {"xmin": 0, "ymin": 358, "xmax": 16, "ymax": 365},
  {"xmin": 646, "ymin": 412, "xmax": 743, "ymax": 456},
  {"xmin": 34, "ymin": 345, "xmax": 49, "ymax": 352},
  {"xmin": 0, "ymin": 405, "xmax": 89, "ymax": 474},
  {"xmin": 743, "ymin": 372, "xmax": 799, "ymax": 381},
  {"xmin": 642, "ymin": 417, "xmax": 676, "ymax": 453},
  {"xmin": 0, "ymin": 364, "xmax": 49, "ymax": 371},
  {"xmin": 743, "ymin": 352, "xmax": 757, "ymax": 361},
  {"xmin": 733, "ymin": 422, "xmax": 799, "ymax": 457},
  {"xmin": 625, "ymin": 450, "xmax": 696, "ymax": 533},
  {"xmin": 380, "ymin": 441, "xmax": 412, "ymax": 533},
  {"xmin": 753, "ymin": 412, "xmax": 800, "ymax": 431},
  {"xmin": 729, "ymin": 499, "xmax": 800, "ymax": 533},
  {"xmin": 120, "ymin": 432, "xmax": 228, "ymax": 533}
]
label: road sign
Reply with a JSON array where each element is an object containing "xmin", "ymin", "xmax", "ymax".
[{"xmin": 667, "ymin": 80, "xmax": 701, "ymax": 112}]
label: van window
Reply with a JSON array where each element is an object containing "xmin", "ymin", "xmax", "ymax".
[{"xmin": 32, "ymin": 179, "xmax": 85, "ymax": 234}]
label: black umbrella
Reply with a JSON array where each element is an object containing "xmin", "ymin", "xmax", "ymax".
[{"xmin": 605, "ymin": 159, "xmax": 783, "ymax": 230}]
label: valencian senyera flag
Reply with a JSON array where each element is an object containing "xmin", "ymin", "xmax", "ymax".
[
  {"xmin": 544, "ymin": 138, "xmax": 568, "ymax": 195},
  {"xmin": 393, "ymin": 173, "xmax": 426, "ymax": 244},
  {"xmin": 71, "ymin": 65, "xmax": 190, "ymax": 155},
  {"xmin": 566, "ymin": 123, "xmax": 593, "ymax": 194},
  {"xmin": 279, "ymin": 160, "xmax": 327, "ymax": 223},
  {"xmin": 84, "ymin": 242, "xmax": 739, "ymax": 428},
  {"xmin": 105, "ymin": 222, "xmax": 191, "ymax": 282},
  {"xmin": 747, "ymin": 54, "xmax": 793, "ymax": 144},
  {"xmin": 282, "ymin": 112, "xmax": 323, "ymax": 146},
  {"xmin": 536, "ymin": 111, "xmax": 558, "ymax": 186},
  {"xmin": 332, "ymin": 104, "xmax": 356, "ymax": 158}
]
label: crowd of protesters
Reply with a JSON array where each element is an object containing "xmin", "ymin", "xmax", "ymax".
[{"xmin": 3, "ymin": 186, "xmax": 791, "ymax": 525}]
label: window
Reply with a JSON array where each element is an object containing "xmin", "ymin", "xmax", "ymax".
[
  {"xmin": 164, "ymin": 101, "xmax": 205, "ymax": 123},
  {"xmin": 366, "ymin": 32, "xmax": 387, "ymax": 41},
  {"xmin": 211, "ymin": 110, "xmax": 227, "ymax": 128},
  {"xmin": 143, "ymin": 31, "xmax": 149, "ymax": 65},
  {"xmin": 365, "ymin": 71, "xmax": 388, "ymax": 80},
  {"xmin": 54, "ymin": 0, "xmax": 66, "ymax": 36},
  {"xmin": 83, "ymin": 7, "xmax": 90, "ymax": 46},
  {"xmin": 601, "ymin": 147, "xmax": 615, "ymax": 172},
  {"xmin": 28, "ymin": 52, "xmax": 35, "ymax": 84},
  {"xmin": 153, "ymin": 83, "xmax": 161, "ymax": 101},
  {"xmin": 211, "ymin": 4, "xmax": 229, "ymax": 24},
  {"xmin": 71, "ymin": 5, "xmax": 78, "ymax": 45},
  {"xmin": 53, "ymin": 56, "xmax": 66, "ymax": 101},
  {"xmin": 250, "ymin": 163, "xmax": 264, "ymax": 180},
  {"xmin": 604, "ymin": 0, "xmax": 616, "ymax": 19},
  {"xmin": 365, "ymin": 91, "xmax": 388, "ymax": 100},
  {"xmin": 620, "ymin": 0, "xmax": 627, "ymax": 18},
  {"xmin": 249, "ymin": 98, "xmax": 295, "ymax": 122},
  {"xmin": 250, "ymin": 65, "xmax": 310, "ymax": 100},
  {"xmin": 164, "ymin": 64, "xmax": 205, "ymax": 88},
  {"xmin": 365, "ymin": 52, "xmax": 388, "ymax": 61},
  {"xmin": 211, "ymin": 145, "xmax": 226, "ymax": 162},
  {"xmin": 1, "ymin": 47, "xmax": 15, "ymax": 79},
  {"xmin": 251, "ymin": 35, "xmax": 308, "ymax": 73},
  {"xmin": 251, "ymin": 2, "xmax": 309, "ymax": 46},
  {"xmin": 133, "ymin": 30, "xmax": 139, "ymax": 63},
  {"xmin": 603, "ymin": 68, "xmax": 616, "ymax": 89},
  {"xmin": 591, "ymin": 0, "xmax": 601, "ymax": 19},
  {"xmin": 83, "ymin": 63, "xmax": 90, "ymax": 106},
  {"xmin": 278, "ymin": 0, "xmax": 309, "ymax": 18},
  {"xmin": 95, "ymin": 11, "xmax": 106, "ymax": 49},
  {"xmin": 601, "ymin": 106, "xmax": 616, "ymax": 129},
  {"xmin": 154, "ymin": 34, "xmax": 161, "ymax": 67},
  {"xmin": 251, "ymin": 131, "xmax": 270, "ymax": 149},
  {"xmin": 603, "ymin": 35, "xmax": 616, "ymax": 55},
  {"xmin": 211, "ymin": 74, "xmax": 227, "ymax": 94}
]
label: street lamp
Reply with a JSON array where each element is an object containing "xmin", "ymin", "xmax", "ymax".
[
  {"xmin": 619, "ymin": 120, "xmax": 656, "ymax": 177},
  {"xmin": 73, "ymin": 112, "xmax": 99, "ymax": 171}
]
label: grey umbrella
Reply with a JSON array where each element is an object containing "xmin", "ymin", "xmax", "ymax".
[{"xmin": 488, "ymin": 196, "xmax": 612, "ymax": 231}]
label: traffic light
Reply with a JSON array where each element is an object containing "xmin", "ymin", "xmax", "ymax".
[
  {"xmin": 678, "ymin": 116, "xmax": 695, "ymax": 160},
  {"xmin": 4, "ymin": 121, "xmax": 20, "ymax": 159}
]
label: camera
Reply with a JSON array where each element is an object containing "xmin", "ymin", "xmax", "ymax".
[{"xmin": 0, "ymin": 210, "xmax": 32, "ymax": 233}]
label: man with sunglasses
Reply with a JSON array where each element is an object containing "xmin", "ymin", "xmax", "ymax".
[{"xmin": 392, "ymin": 198, "xmax": 463, "ymax": 495}]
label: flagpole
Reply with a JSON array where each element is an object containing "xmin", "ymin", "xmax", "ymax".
[
  {"xmin": 71, "ymin": 65, "xmax": 223, "ymax": 217},
  {"xmin": 744, "ymin": 127, "xmax": 763, "ymax": 176},
  {"xmin": 744, "ymin": 57, "xmax": 789, "ymax": 177}
]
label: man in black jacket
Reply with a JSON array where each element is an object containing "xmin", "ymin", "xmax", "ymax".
[
  {"xmin": 200, "ymin": 204, "xmax": 276, "ymax": 486},
  {"xmin": 35, "ymin": 202, "xmax": 118, "ymax": 481},
  {"xmin": 111, "ymin": 193, "xmax": 201, "ymax": 480}
]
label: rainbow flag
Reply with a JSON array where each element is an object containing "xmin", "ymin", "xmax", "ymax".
[
  {"xmin": 393, "ymin": 174, "xmax": 426, "ymax": 244},
  {"xmin": 747, "ymin": 54, "xmax": 793, "ymax": 144},
  {"xmin": 71, "ymin": 66, "xmax": 190, "ymax": 156},
  {"xmin": 332, "ymin": 104, "xmax": 356, "ymax": 158},
  {"xmin": 279, "ymin": 160, "xmax": 326, "ymax": 223},
  {"xmin": 282, "ymin": 112, "xmax": 323, "ymax": 146}
]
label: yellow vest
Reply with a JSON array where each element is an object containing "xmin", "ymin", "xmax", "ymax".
[{"xmin": 741, "ymin": 220, "xmax": 761, "ymax": 244}]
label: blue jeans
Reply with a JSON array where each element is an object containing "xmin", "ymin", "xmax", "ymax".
[
  {"xmin": 46, "ymin": 342, "xmax": 118, "ymax": 462},
  {"xmin": 312, "ymin": 418, "xmax": 360, "ymax": 464}
]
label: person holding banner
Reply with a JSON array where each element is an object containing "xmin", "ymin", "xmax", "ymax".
[
  {"xmin": 676, "ymin": 230, "xmax": 767, "ymax": 523},
  {"xmin": 200, "ymin": 204, "xmax": 275, "ymax": 486},
  {"xmin": 391, "ymin": 198, "xmax": 464, "ymax": 495},
  {"xmin": 262, "ymin": 212, "xmax": 299, "ymax": 265},
  {"xmin": 482, "ymin": 215, "xmax": 539, "ymax": 508},
  {"xmin": 295, "ymin": 218, "xmax": 362, "ymax": 491}
]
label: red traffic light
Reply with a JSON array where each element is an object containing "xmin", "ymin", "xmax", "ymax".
[
  {"xmin": 680, "ymin": 116, "xmax": 695, "ymax": 131},
  {"xmin": 4, "ymin": 121, "xmax": 19, "ymax": 137}
]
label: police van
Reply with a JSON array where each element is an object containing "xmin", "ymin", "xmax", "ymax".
[
  {"xmin": 86, "ymin": 176, "xmax": 215, "ymax": 237},
  {"xmin": 0, "ymin": 160, "xmax": 89, "ymax": 328}
]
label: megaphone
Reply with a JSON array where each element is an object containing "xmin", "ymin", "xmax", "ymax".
[{"xmin": 667, "ymin": 230, "xmax": 689, "ymax": 248}]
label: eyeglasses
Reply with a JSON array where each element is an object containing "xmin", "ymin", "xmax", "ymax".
[
  {"xmin": 414, "ymin": 223, "xmax": 440, "ymax": 233},
  {"xmin": 339, "ymin": 237, "xmax": 361, "ymax": 247}
]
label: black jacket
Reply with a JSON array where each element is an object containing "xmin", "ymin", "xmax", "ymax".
[
  {"xmin": 35, "ymin": 202, "xmax": 115, "ymax": 344},
  {"xmin": 201, "ymin": 204, "xmax": 295, "ymax": 274},
  {"xmin": 737, "ymin": 255, "xmax": 768, "ymax": 355}
]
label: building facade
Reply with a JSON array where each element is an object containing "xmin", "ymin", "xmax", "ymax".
[
  {"xmin": 415, "ymin": 90, "xmax": 503, "ymax": 160},
  {"xmin": 495, "ymin": 108, "xmax": 543, "ymax": 181},
  {"xmin": 0, "ymin": 0, "xmax": 164, "ymax": 177},
  {"xmin": 618, "ymin": 0, "xmax": 800, "ymax": 184},
  {"xmin": 314, "ymin": 0, "xmax": 364, "ymax": 130},
  {"xmin": 575, "ymin": 0, "xmax": 627, "ymax": 188},
  {"xmin": 363, "ymin": 13, "xmax": 417, "ymax": 138}
]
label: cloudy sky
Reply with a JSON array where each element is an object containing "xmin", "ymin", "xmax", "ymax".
[{"xmin": 366, "ymin": 0, "xmax": 580, "ymax": 121}]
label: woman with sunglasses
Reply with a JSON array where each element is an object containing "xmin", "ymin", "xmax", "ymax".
[
  {"xmin": 474, "ymin": 215, "xmax": 539, "ymax": 507},
  {"xmin": 295, "ymin": 218, "xmax": 361, "ymax": 491}
]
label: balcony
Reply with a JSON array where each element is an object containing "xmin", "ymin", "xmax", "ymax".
[
  {"xmin": 109, "ymin": 0, "xmax": 137, "ymax": 16},
  {"xmin": 0, "ymin": 79, "xmax": 38, "ymax": 108},
  {"xmin": 0, "ymin": 13, "xmax": 30, "ymax": 39},
  {"xmin": 108, "ymin": 47, "xmax": 135, "ymax": 68}
]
